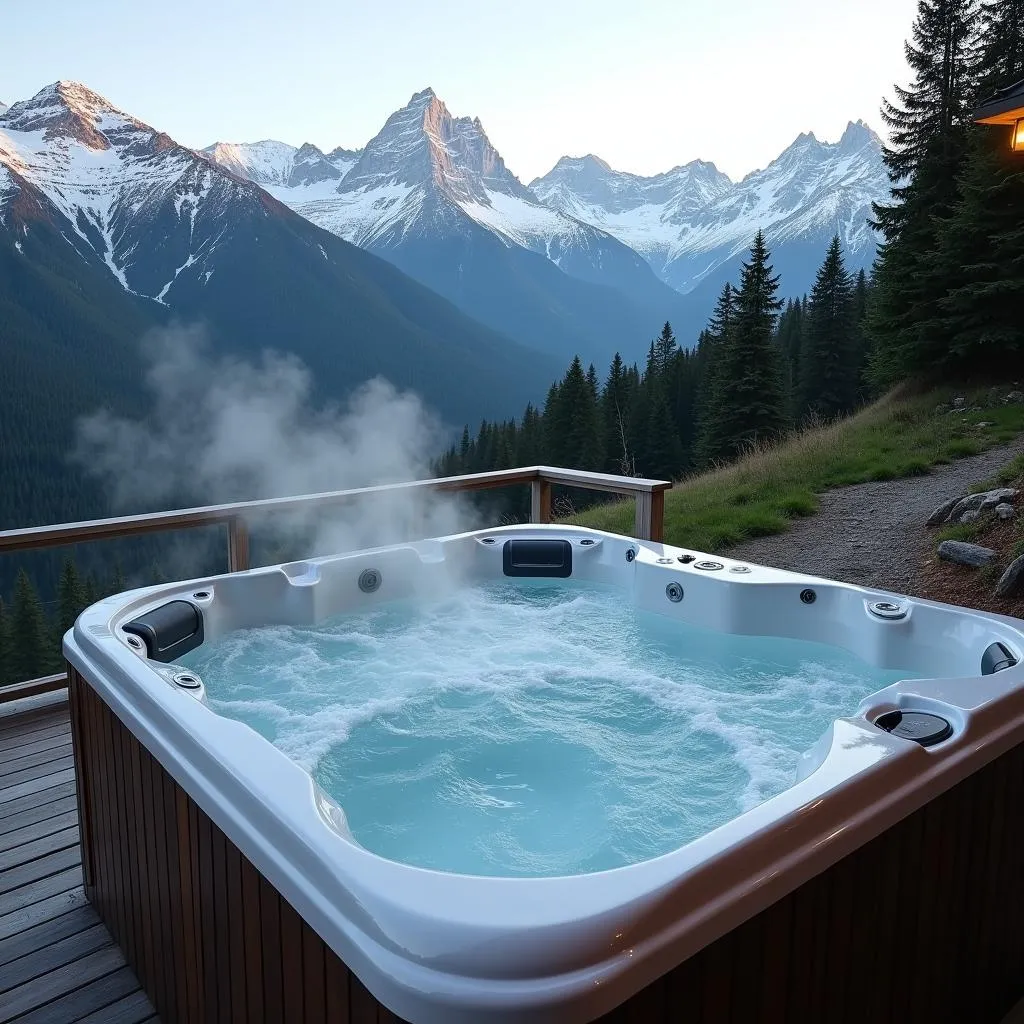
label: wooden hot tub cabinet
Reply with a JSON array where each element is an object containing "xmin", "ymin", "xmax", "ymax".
[{"xmin": 68, "ymin": 665, "xmax": 1024, "ymax": 1024}]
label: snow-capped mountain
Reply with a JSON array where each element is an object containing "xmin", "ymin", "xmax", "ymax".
[
  {"xmin": 531, "ymin": 155, "xmax": 733, "ymax": 270},
  {"xmin": 201, "ymin": 140, "xmax": 361, "ymax": 189},
  {"xmin": 532, "ymin": 121, "xmax": 887, "ymax": 299},
  {"xmin": 206, "ymin": 88, "xmax": 690, "ymax": 364},
  {"xmin": 0, "ymin": 101, "xmax": 7, "ymax": 116},
  {"xmin": 0, "ymin": 81, "xmax": 558, "ymax": 426}
]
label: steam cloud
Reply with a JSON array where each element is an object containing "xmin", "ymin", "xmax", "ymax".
[{"xmin": 74, "ymin": 325, "xmax": 474, "ymax": 565}]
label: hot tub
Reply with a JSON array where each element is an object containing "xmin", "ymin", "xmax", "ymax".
[{"xmin": 64, "ymin": 525, "xmax": 1024, "ymax": 1023}]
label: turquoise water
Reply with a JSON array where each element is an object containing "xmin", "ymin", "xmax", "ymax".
[{"xmin": 180, "ymin": 580, "xmax": 912, "ymax": 877}]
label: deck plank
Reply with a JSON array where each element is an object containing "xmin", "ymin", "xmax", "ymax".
[
  {"xmin": 0, "ymin": 904, "xmax": 100, "ymax": 967},
  {"xmin": 0, "ymin": 726, "xmax": 72, "ymax": 764},
  {"xmin": 0, "ymin": 846, "xmax": 81, "ymax": 897},
  {"xmin": 0, "ymin": 698, "xmax": 158, "ymax": 1023},
  {"xmin": 0, "ymin": 795, "xmax": 79, "ymax": 839},
  {"xmin": 0, "ymin": 816, "xmax": 79, "ymax": 861}
]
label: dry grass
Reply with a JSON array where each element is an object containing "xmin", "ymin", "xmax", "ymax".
[{"xmin": 570, "ymin": 385, "xmax": 1024, "ymax": 551}]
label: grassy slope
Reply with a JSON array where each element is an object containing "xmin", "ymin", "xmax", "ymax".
[{"xmin": 572, "ymin": 386, "xmax": 1024, "ymax": 552}]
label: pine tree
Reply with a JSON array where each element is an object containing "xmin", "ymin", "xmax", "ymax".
[
  {"xmin": 869, "ymin": 0, "xmax": 984, "ymax": 383},
  {"xmin": 977, "ymin": 0, "xmax": 1024, "ymax": 97},
  {"xmin": 654, "ymin": 322, "xmax": 678, "ymax": 377},
  {"xmin": 10, "ymin": 569, "xmax": 54, "ymax": 682},
  {"xmin": 923, "ymin": 1, "xmax": 1024, "ymax": 373},
  {"xmin": 851, "ymin": 269, "xmax": 871, "ymax": 394},
  {"xmin": 935, "ymin": 130, "xmax": 1024, "ymax": 368},
  {"xmin": 875, "ymin": 0, "xmax": 982, "ymax": 237},
  {"xmin": 798, "ymin": 237, "xmax": 858, "ymax": 420},
  {"xmin": 702, "ymin": 233, "xmax": 789, "ymax": 460},
  {"xmin": 56, "ymin": 558, "xmax": 87, "ymax": 638},
  {"xmin": 601, "ymin": 353, "xmax": 635, "ymax": 474},
  {"xmin": 695, "ymin": 283, "xmax": 738, "ymax": 465},
  {"xmin": 643, "ymin": 389, "xmax": 683, "ymax": 480}
]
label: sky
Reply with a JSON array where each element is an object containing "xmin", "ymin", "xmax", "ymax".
[{"xmin": 1, "ymin": 0, "xmax": 918, "ymax": 182}]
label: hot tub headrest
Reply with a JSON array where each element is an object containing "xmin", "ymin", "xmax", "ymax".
[
  {"xmin": 124, "ymin": 600, "xmax": 204, "ymax": 663},
  {"xmin": 502, "ymin": 539, "xmax": 572, "ymax": 578}
]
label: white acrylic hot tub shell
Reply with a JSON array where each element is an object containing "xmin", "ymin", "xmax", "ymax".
[{"xmin": 64, "ymin": 525, "xmax": 1024, "ymax": 1023}]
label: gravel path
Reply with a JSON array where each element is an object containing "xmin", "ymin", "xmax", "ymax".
[{"xmin": 725, "ymin": 439, "xmax": 1024, "ymax": 595}]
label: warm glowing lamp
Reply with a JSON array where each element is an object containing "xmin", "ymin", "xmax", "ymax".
[{"xmin": 974, "ymin": 78, "xmax": 1024, "ymax": 152}]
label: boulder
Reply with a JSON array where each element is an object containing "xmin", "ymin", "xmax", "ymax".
[
  {"xmin": 949, "ymin": 488, "xmax": 1018, "ymax": 522},
  {"xmin": 977, "ymin": 421, "xmax": 995, "ymax": 428},
  {"xmin": 952, "ymin": 396, "xmax": 966, "ymax": 409},
  {"xmin": 996, "ymin": 503, "xmax": 1017, "ymax": 520},
  {"xmin": 926, "ymin": 497, "xmax": 961, "ymax": 526},
  {"xmin": 1005, "ymin": 391, "xmax": 1024, "ymax": 404},
  {"xmin": 960, "ymin": 510, "xmax": 981, "ymax": 524},
  {"xmin": 937, "ymin": 540, "xmax": 997, "ymax": 567},
  {"xmin": 997, "ymin": 554, "xmax": 1024, "ymax": 597}
]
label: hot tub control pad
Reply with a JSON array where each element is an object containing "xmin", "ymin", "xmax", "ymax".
[
  {"xmin": 874, "ymin": 709, "xmax": 953, "ymax": 747},
  {"xmin": 124, "ymin": 600, "xmax": 204, "ymax": 663}
]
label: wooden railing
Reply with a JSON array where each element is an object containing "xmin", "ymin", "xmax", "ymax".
[{"xmin": 0, "ymin": 466, "xmax": 671, "ymax": 703}]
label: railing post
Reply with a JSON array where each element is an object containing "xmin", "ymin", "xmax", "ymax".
[
  {"xmin": 227, "ymin": 517, "xmax": 250, "ymax": 572},
  {"xmin": 530, "ymin": 479, "xmax": 552, "ymax": 524},
  {"xmin": 634, "ymin": 489, "xmax": 665, "ymax": 543}
]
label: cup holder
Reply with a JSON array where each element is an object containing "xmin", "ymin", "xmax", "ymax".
[{"xmin": 874, "ymin": 709, "xmax": 952, "ymax": 747}]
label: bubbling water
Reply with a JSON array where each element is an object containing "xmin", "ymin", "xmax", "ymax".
[{"xmin": 180, "ymin": 580, "xmax": 912, "ymax": 877}]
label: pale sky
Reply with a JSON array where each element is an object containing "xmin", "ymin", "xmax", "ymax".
[{"xmin": 2, "ymin": 0, "xmax": 918, "ymax": 182}]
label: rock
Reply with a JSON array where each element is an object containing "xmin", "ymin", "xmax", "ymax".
[
  {"xmin": 977, "ymin": 421, "xmax": 995, "ymax": 428},
  {"xmin": 997, "ymin": 554, "xmax": 1024, "ymax": 596},
  {"xmin": 1004, "ymin": 391, "xmax": 1024, "ymax": 404},
  {"xmin": 949, "ymin": 488, "xmax": 1018, "ymax": 522},
  {"xmin": 960, "ymin": 509, "xmax": 981, "ymax": 524},
  {"xmin": 949, "ymin": 492, "xmax": 989, "ymax": 520},
  {"xmin": 996, "ymin": 503, "xmax": 1017, "ymax": 520},
  {"xmin": 968, "ymin": 406, "xmax": 984, "ymax": 412},
  {"xmin": 926, "ymin": 497, "xmax": 961, "ymax": 526},
  {"xmin": 937, "ymin": 540, "xmax": 997, "ymax": 567},
  {"xmin": 952, "ymin": 396, "xmax": 966, "ymax": 409}
]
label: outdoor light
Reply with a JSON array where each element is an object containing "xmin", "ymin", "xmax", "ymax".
[{"xmin": 974, "ymin": 78, "xmax": 1024, "ymax": 153}]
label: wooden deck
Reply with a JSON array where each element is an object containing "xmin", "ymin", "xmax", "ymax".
[{"xmin": 0, "ymin": 697, "xmax": 158, "ymax": 1024}]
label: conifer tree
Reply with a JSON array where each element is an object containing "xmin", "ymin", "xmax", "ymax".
[
  {"xmin": 869, "ymin": 0, "xmax": 984, "ymax": 383},
  {"xmin": 851, "ymin": 269, "xmax": 871, "ymax": 392},
  {"xmin": 10, "ymin": 569, "xmax": 54, "ymax": 682},
  {"xmin": 977, "ymin": 0, "xmax": 1024, "ymax": 97},
  {"xmin": 935, "ymin": 131, "xmax": 1024, "ymax": 368},
  {"xmin": 654, "ymin": 322, "xmax": 678, "ymax": 377},
  {"xmin": 695, "ymin": 283, "xmax": 738, "ymax": 465},
  {"xmin": 602, "ymin": 353, "xmax": 635, "ymax": 474},
  {"xmin": 56, "ymin": 558, "xmax": 87, "ymax": 638},
  {"xmin": 702, "ymin": 233, "xmax": 788, "ymax": 460},
  {"xmin": 798, "ymin": 236, "xmax": 858, "ymax": 420}
]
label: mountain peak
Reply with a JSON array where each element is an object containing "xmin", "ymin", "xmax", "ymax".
[
  {"xmin": 839, "ymin": 119, "xmax": 881, "ymax": 149},
  {"xmin": 2, "ymin": 80, "xmax": 140, "ymax": 148},
  {"xmin": 341, "ymin": 87, "xmax": 528, "ymax": 204}
]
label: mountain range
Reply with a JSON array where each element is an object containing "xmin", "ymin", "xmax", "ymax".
[
  {"xmin": 206, "ymin": 91, "xmax": 888, "ymax": 335},
  {"xmin": 0, "ymin": 82, "xmax": 559, "ymax": 530},
  {"xmin": 203, "ymin": 88, "xmax": 690, "ymax": 366},
  {"xmin": 1, "ymin": 78, "xmax": 889, "ymax": 532}
]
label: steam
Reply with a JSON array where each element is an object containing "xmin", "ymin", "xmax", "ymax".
[{"xmin": 74, "ymin": 325, "xmax": 474, "ymax": 565}]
